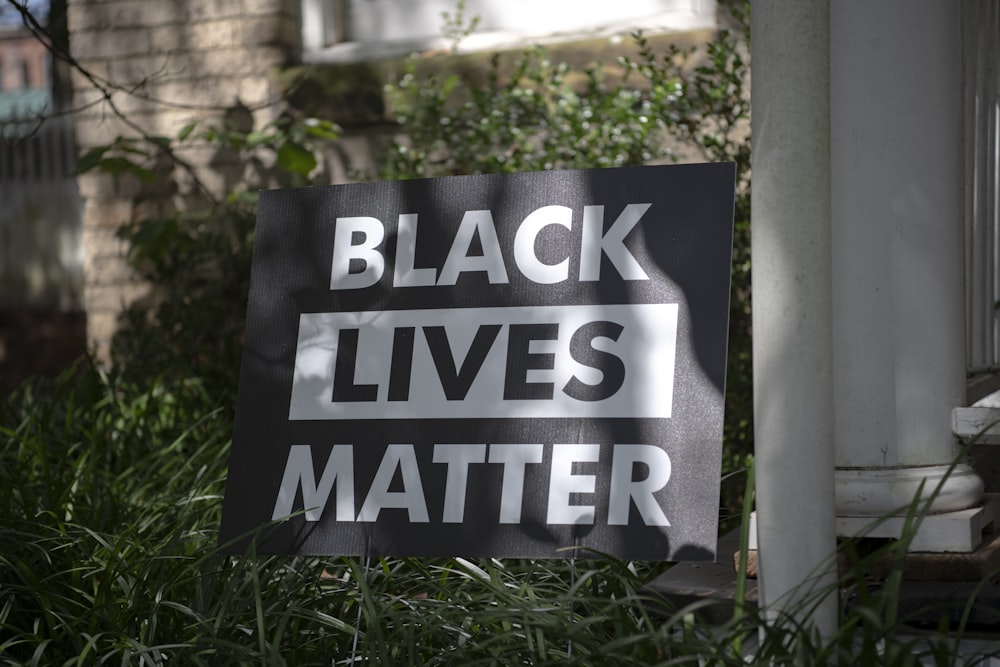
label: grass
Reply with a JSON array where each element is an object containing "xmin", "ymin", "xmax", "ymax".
[
  {"xmin": 2, "ymin": 361, "xmax": 1000, "ymax": 665},
  {"xmin": 0, "ymin": 362, "xmax": 677, "ymax": 665}
]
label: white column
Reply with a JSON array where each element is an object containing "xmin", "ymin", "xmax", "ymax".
[
  {"xmin": 751, "ymin": 0, "xmax": 837, "ymax": 633},
  {"xmin": 830, "ymin": 0, "xmax": 984, "ymax": 528}
]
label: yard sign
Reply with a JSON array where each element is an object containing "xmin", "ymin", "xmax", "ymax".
[{"xmin": 219, "ymin": 163, "xmax": 735, "ymax": 561}]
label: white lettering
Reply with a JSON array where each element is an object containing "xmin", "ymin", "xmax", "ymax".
[
  {"xmin": 330, "ymin": 217, "xmax": 386, "ymax": 290},
  {"xmin": 579, "ymin": 204, "xmax": 651, "ymax": 282},
  {"xmin": 357, "ymin": 444, "xmax": 429, "ymax": 522},
  {"xmin": 433, "ymin": 444, "xmax": 487, "ymax": 523},
  {"xmin": 513, "ymin": 205, "xmax": 572, "ymax": 284},
  {"xmin": 272, "ymin": 444, "xmax": 354, "ymax": 521},
  {"xmin": 392, "ymin": 213, "xmax": 437, "ymax": 287},
  {"xmin": 488, "ymin": 443, "xmax": 544, "ymax": 523},
  {"xmin": 329, "ymin": 204, "xmax": 655, "ymax": 290},
  {"xmin": 608, "ymin": 444, "xmax": 671, "ymax": 526},
  {"xmin": 438, "ymin": 210, "xmax": 509, "ymax": 285},
  {"xmin": 546, "ymin": 443, "xmax": 600, "ymax": 525},
  {"xmin": 271, "ymin": 443, "xmax": 671, "ymax": 527}
]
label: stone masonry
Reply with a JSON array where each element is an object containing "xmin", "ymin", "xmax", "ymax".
[{"xmin": 67, "ymin": 0, "xmax": 299, "ymax": 362}]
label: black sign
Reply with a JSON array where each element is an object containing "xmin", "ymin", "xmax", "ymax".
[{"xmin": 220, "ymin": 163, "xmax": 735, "ymax": 561}]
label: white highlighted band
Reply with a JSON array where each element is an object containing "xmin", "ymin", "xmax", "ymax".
[{"xmin": 288, "ymin": 303, "xmax": 678, "ymax": 420}]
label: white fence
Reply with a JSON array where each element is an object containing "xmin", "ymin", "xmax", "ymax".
[
  {"xmin": 964, "ymin": 0, "xmax": 1000, "ymax": 381},
  {"xmin": 0, "ymin": 112, "xmax": 83, "ymax": 311}
]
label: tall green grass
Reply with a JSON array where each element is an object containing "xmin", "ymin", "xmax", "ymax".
[
  {"xmin": 4, "ymin": 361, "xmax": 999, "ymax": 666},
  {"xmin": 0, "ymin": 362, "xmax": 678, "ymax": 665}
]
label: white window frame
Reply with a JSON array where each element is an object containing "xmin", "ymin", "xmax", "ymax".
[
  {"xmin": 301, "ymin": 0, "xmax": 346, "ymax": 51},
  {"xmin": 301, "ymin": 0, "xmax": 717, "ymax": 64}
]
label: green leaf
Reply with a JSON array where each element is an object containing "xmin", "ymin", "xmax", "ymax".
[
  {"xmin": 276, "ymin": 142, "xmax": 317, "ymax": 176},
  {"xmin": 245, "ymin": 131, "xmax": 275, "ymax": 148},
  {"xmin": 118, "ymin": 144, "xmax": 152, "ymax": 157},
  {"xmin": 302, "ymin": 119, "xmax": 341, "ymax": 141},
  {"xmin": 177, "ymin": 122, "xmax": 197, "ymax": 141},
  {"xmin": 147, "ymin": 135, "xmax": 171, "ymax": 149},
  {"xmin": 98, "ymin": 156, "xmax": 156, "ymax": 183},
  {"xmin": 74, "ymin": 146, "xmax": 109, "ymax": 175},
  {"xmin": 224, "ymin": 131, "xmax": 247, "ymax": 149}
]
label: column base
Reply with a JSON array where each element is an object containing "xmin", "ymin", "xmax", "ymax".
[
  {"xmin": 837, "ymin": 494, "xmax": 1000, "ymax": 552},
  {"xmin": 748, "ymin": 495, "xmax": 999, "ymax": 553},
  {"xmin": 834, "ymin": 463, "xmax": 984, "ymax": 516}
]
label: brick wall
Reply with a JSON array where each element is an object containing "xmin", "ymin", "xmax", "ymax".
[{"xmin": 66, "ymin": 0, "xmax": 299, "ymax": 362}]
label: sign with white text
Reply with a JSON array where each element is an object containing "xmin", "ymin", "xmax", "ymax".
[{"xmin": 219, "ymin": 163, "xmax": 735, "ymax": 560}]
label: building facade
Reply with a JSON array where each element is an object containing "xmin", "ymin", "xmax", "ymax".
[{"xmin": 64, "ymin": 0, "xmax": 719, "ymax": 361}]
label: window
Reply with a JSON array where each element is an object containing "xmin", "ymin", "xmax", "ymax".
[
  {"xmin": 301, "ymin": 0, "xmax": 717, "ymax": 63},
  {"xmin": 302, "ymin": 0, "xmax": 347, "ymax": 50}
]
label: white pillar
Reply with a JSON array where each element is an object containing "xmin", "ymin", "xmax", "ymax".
[
  {"xmin": 751, "ymin": 0, "xmax": 837, "ymax": 633},
  {"xmin": 830, "ymin": 0, "xmax": 984, "ymax": 529}
]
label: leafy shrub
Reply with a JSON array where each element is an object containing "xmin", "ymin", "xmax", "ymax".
[
  {"xmin": 381, "ymin": 18, "xmax": 752, "ymax": 523},
  {"xmin": 76, "ymin": 115, "xmax": 342, "ymax": 399}
]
